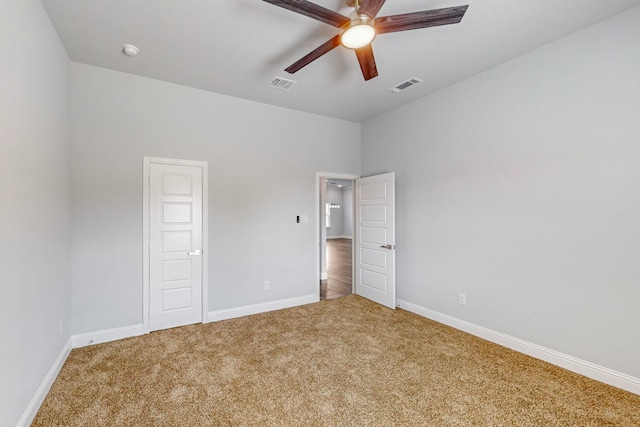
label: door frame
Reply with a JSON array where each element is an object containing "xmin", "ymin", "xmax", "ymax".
[
  {"xmin": 315, "ymin": 172, "xmax": 359, "ymax": 301},
  {"xmin": 143, "ymin": 156, "xmax": 209, "ymax": 333}
]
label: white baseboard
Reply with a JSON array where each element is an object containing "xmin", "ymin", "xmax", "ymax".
[
  {"xmin": 17, "ymin": 338, "xmax": 72, "ymax": 427},
  {"xmin": 71, "ymin": 323, "xmax": 145, "ymax": 348},
  {"xmin": 396, "ymin": 299, "xmax": 640, "ymax": 396},
  {"xmin": 321, "ymin": 272, "xmax": 327, "ymax": 280},
  {"xmin": 327, "ymin": 235, "xmax": 352, "ymax": 240},
  {"xmin": 71, "ymin": 295, "xmax": 320, "ymax": 345},
  {"xmin": 208, "ymin": 294, "xmax": 318, "ymax": 323}
]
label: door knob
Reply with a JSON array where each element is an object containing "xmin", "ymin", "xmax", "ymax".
[
  {"xmin": 188, "ymin": 250, "xmax": 202, "ymax": 256},
  {"xmin": 380, "ymin": 244, "xmax": 395, "ymax": 250}
]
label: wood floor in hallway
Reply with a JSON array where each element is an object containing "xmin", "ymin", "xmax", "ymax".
[{"xmin": 320, "ymin": 238, "xmax": 352, "ymax": 300}]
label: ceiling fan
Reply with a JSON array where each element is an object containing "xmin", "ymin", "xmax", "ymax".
[{"xmin": 262, "ymin": 0, "xmax": 469, "ymax": 81}]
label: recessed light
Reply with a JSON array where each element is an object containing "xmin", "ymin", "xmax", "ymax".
[{"xmin": 122, "ymin": 44, "xmax": 139, "ymax": 57}]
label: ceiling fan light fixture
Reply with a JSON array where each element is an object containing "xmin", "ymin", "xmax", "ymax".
[{"xmin": 340, "ymin": 17, "xmax": 376, "ymax": 49}]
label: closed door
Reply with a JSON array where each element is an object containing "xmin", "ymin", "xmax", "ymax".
[
  {"xmin": 354, "ymin": 172, "xmax": 396, "ymax": 309},
  {"xmin": 149, "ymin": 163, "xmax": 203, "ymax": 331}
]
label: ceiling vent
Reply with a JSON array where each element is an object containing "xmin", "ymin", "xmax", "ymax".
[
  {"xmin": 388, "ymin": 77, "xmax": 423, "ymax": 94},
  {"xmin": 269, "ymin": 76, "xmax": 297, "ymax": 91}
]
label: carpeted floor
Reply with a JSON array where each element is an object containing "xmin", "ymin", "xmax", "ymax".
[{"xmin": 33, "ymin": 295, "xmax": 640, "ymax": 426}]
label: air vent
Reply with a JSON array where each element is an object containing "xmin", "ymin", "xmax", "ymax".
[
  {"xmin": 388, "ymin": 77, "xmax": 423, "ymax": 94},
  {"xmin": 269, "ymin": 76, "xmax": 297, "ymax": 91}
]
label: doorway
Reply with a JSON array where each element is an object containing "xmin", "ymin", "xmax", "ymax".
[
  {"xmin": 321, "ymin": 238, "xmax": 353, "ymax": 299},
  {"xmin": 319, "ymin": 176, "xmax": 355, "ymax": 300}
]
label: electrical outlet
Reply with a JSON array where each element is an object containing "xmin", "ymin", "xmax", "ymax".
[
  {"xmin": 458, "ymin": 293, "xmax": 467, "ymax": 306},
  {"xmin": 264, "ymin": 281, "xmax": 270, "ymax": 290}
]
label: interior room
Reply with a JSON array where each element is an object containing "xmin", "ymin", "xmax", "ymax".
[{"xmin": 2, "ymin": 0, "xmax": 640, "ymax": 425}]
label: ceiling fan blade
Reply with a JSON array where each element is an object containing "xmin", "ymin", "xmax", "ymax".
[
  {"xmin": 354, "ymin": 44, "xmax": 378, "ymax": 81},
  {"xmin": 285, "ymin": 35, "xmax": 341, "ymax": 74},
  {"xmin": 357, "ymin": 0, "xmax": 386, "ymax": 18},
  {"xmin": 263, "ymin": 0, "xmax": 349, "ymax": 28},
  {"xmin": 375, "ymin": 5, "xmax": 468, "ymax": 34}
]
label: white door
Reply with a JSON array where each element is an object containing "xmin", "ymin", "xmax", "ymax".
[
  {"xmin": 354, "ymin": 172, "xmax": 396, "ymax": 309},
  {"xmin": 149, "ymin": 163, "xmax": 203, "ymax": 331}
]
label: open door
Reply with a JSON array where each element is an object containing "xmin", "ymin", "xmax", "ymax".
[{"xmin": 354, "ymin": 172, "xmax": 396, "ymax": 309}]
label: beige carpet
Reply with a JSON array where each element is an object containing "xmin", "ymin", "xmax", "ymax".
[{"xmin": 33, "ymin": 295, "xmax": 640, "ymax": 426}]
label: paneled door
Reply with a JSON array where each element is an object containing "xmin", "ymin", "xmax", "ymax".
[
  {"xmin": 149, "ymin": 163, "xmax": 203, "ymax": 331},
  {"xmin": 354, "ymin": 173, "xmax": 396, "ymax": 309}
]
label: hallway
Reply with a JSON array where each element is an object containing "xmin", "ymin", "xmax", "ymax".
[{"xmin": 320, "ymin": 238, "xmax": 352, "ymax": 300}]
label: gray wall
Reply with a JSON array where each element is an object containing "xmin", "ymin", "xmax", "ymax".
[
  {"xmin": 70, "ymin": 63, "xmax": 361, "ymax": 333},
  {"xmin": 0, "ymin": 0, "xmax": 71, "ymax": 425},
  {"xmin": 362, "ymin": 6, "xmax": 640, "ymax": 378}
]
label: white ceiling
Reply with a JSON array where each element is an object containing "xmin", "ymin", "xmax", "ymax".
[
  {"xmin": 326, "ymin": 179, "xmax": 353, "ymax": 188},
  {"xmin": 41, "ymin": 0, "xmax": 640, "ymax": 122}
]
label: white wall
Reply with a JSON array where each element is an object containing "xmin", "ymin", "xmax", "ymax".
[
  {"xmin": 70, "ymin": 63, "xmax": 361, "ymax": 334},
  {"xmin": 0, "ymin": 0, "xmax": 71, "ymax": 425},
  {"xmin": 362, "ymin": 6, "xmax": 640, "ymax": 379},
  {"xmin": 326, "ymin": 186, "xmax": 353, "ymax": 239},
  {"xmin": 326, "ymin": 187, "xmax": 344, "ymax": 238}
]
